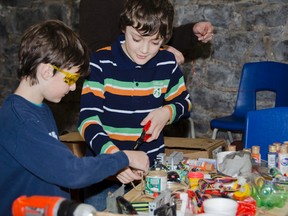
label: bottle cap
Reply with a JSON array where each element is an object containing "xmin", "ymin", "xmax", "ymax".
[
  {"xmin": 228, "ymin": 145, "xmax": 236, "ymax": 151},
  {"xmin": 269, "ymin": 145, "xmax": 277, "ymax": 153},
  {"xmin": 243, "ymin": 148, "xmax": 251, "ymax": 153},
  {"xmin": 280, "ymin": 145, "xmax": 288, "ymax": 153},
  {"xmin": 273, "ymin": 142, "xmax": 281, "ymax": 152},
  {"xmin": 252, "ymin": 146, "xmax": 260, "ymax": 154}
]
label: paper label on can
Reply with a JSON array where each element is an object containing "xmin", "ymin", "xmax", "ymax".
[{"xmin": 145, "ymin": 176, "xmax": 167, "ymax": 195}]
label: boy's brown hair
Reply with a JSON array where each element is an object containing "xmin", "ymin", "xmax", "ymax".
[
  {"xmin": 119, "ymin": 0, "xmax": 174, "ymax": 45},
  {"xmin": 18, "ymin": 20, "xmax": 89, "ymax": 85}
]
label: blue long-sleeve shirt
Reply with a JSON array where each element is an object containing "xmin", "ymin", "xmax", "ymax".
[
  {"xmin": 78, "ymin": 34, "xmax": 192, "ymax": 162},
  {"xmin": 0, "ymin": 94, "xmax": 129, "ymax": 216}
]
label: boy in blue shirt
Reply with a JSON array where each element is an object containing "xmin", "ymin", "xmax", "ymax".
[{"xmin": 0, "ymin": 19, "xmax": 149, "ymax": 216}]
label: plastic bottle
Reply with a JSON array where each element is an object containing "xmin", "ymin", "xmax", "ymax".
[
  {"xmin": 258, "ymin": 180, "xmax": 275, "ymax": 209},
  {"xmin": 251, "ymin": 146, "xmax": 261, "ymax": 164},
  {"xmin": 267, "ymin": 145, "xmax": 278, "ymax": 169},
  {"xmin": 278, "ymin": 145, "xmax": 288, "ymax": 175},
  {"xmin": 179, "ymin": 192, "xmax": 195, "ymax": 216},
  {"xmin": 269, "ymin": 167, "xmax": 282, "ymax": 178}
]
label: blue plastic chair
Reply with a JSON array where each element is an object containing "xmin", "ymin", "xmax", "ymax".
[
  {"xmin": 210, "ymin": 61, "xmax": 288, "ymax": 143},
  {"xmin": 244, "ymin": 107, "xmax": 288, "ymax": 161}
]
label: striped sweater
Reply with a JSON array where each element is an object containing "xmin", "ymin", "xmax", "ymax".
[{"xmin": 78, "ymin": 34, "xmax": 192, "ymax": 162}]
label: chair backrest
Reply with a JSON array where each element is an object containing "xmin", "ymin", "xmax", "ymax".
[
  {"xmin": 244, "ymin": 107, "xmax": 288, "ymax": 161},
  {"xmin": 233, "ymin": 61, "xmax": 288, "ymax": 117}
]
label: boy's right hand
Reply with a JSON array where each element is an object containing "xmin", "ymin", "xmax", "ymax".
[{"xmin": 123, "ymin": 150, "xmax": 149, "ymax": 175}]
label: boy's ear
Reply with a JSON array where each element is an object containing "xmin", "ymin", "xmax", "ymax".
[{"xmin": 39, "ymin": 63, "xmax": 54, "ymax": 81}]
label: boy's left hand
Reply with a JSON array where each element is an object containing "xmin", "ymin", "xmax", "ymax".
[
  {"xmin": 116, "ymin": 167, "xmax": 143, "ymax": 184},
  {"xmin": 141, "ymin": 106, "xmax": 170, "ymax": 142},
  {"xmin": 164, "ymin": 45, "xmax": 185, "ymax": 65}
]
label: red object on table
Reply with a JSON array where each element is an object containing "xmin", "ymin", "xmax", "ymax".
[{"xmin": 236, "ymin": 196, "xmax": 257, "ymax": 216}]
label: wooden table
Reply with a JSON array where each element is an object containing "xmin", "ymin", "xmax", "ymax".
[
  {"xmin": 123, "ymin": 184, "xmax": 288, "ymax": 216},
  {"xmin": 256, "ymin": 204, "xmax": 288, "ymax": 216}
]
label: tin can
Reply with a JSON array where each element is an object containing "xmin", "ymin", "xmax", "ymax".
[{"xmin": 145, "ymin": 169, "xmax": 167, "ymax": 195}]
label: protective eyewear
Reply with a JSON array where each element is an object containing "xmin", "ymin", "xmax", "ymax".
[{"xmin": 51, "ymin": 64, "xmax": 80, "ymax": 86}]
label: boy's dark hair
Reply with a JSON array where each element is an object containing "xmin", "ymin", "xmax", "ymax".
[
  {"xmin": 119, "ymin": 0, "xmax": 174, "ymax": 44},
  {"xmin": 18, "ymin": 20, "xmax": 89, "ymax": 85}
]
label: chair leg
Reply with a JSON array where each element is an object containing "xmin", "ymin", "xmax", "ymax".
[
  {"xmin": 188, "ymin": 117, "xmax": 196, "ymax": 138},
  {"xmin": 211, "ymin": 128, "xmax": 218, "ymax": 139},
  {"xmin": 212, "ymin": 128, "xmax": 234, "ymax": 143},
  {"xmin": 227, "ymin": 131, "xmax": 233, "ymax": 143}
]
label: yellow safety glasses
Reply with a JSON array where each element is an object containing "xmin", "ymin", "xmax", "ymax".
[{"xmin": 51, "ymin": 64, "xmax": 80, "ymax": 86}]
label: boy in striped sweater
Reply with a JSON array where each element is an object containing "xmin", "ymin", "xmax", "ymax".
[{"xmin": 78, "ymin": 0, "xmax": 192, "ymax": 211}]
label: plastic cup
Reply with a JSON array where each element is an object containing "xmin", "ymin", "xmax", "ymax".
[
  {"xmin": 203, "ymin": 198, "xmax": 238, "ymax": 216},
  {"xmin": 187, "ymin": 172, "xmax": 204, "ymax": 190}
]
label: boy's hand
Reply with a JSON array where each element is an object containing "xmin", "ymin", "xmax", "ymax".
[
  {"xmin": 193, "ymin": 21, "xmax": 214, "ymax": 43},
  {"xmin": 116, "ymin": 167, "xmax": 143, "ymax": 184},
  {"xmin": 141, "ymin": 107, "xmax": 170, "ymax": 142},
  {"xmin": 164, "ymin": 45, "xmax": 185, "ymax": 65},
  {"xmin": 123, "ymin": 150, "xmax": 149, "ymax": 175}
]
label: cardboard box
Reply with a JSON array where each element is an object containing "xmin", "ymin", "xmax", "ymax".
[
  {"xmin": 164, "ymin": 137, "xmax": 227, "ymax": 159},
  {"xmin": 59, "ymin": 132, "xmax": 86, "ymax": 157},
  {"xmin": 59, "ymin": 132, "xmax": 227, "ymax": 160}
]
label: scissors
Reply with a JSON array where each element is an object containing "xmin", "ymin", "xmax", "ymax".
[{"xmin": 133, "ymin": 120, "xmax": 151, "ymax": 150}]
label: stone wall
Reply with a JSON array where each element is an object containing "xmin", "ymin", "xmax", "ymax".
[{"xmin": 0, "ymin": 0, "xmax": 287, "ymax": 139}]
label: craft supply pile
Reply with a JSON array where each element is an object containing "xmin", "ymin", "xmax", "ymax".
[{"xmin": 119, "ymin": 142, "xmax": 288, "ymax": 216}]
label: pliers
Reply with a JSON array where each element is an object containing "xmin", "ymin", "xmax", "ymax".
[{"xmin": 133, "ymin": 120, "xmax": 151, "ymax": 150}]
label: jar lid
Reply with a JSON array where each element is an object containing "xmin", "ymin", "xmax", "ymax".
[
  {"xmin": 280, "ymin": 145, "xmax": 288, "ymax": 153},
  {"xmin": 187, "ymin": 171, "xmax": 204, "ymax": 178},
  {"xmin": 252, "ymin": 146, "xmax": 260, "ymax": 154},
  {"xmin": 269, "ymin": 145, "xmax": 277, "ymax": 152}
]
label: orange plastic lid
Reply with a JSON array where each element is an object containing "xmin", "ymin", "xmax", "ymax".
[{"xmin": 187, "ymin": 172, "xmax": 204, "ymax": 178}]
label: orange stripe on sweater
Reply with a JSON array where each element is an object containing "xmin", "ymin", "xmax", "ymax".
[
  {"xmin": 109, "ymin": 134, "xmax": 139, "ymax": 141},
  {"xmin": 105, "ymin": 86, "xmax": 167, "ymax": 96},
  {"xmin": 106, "ymin": 146, "xmax": 119, "ymax": 154},
  {"xmin": 81, "ymin": 122, "xmax": 97, "ymax": 137},
  {"xmin": 97, "ymin": 46, "xmax": 112, "ymax": 51},
  {"xmin": 166, "ymin": 85, "xmax": 186, "ymax": 101},
  {"xmin": 82, "ymin": 87, "xmax": 105, "ymax": 99}
]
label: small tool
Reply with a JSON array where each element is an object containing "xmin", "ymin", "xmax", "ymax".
[
  {"xmin": 116, "ymin": 196, "xmax": 138, "ymax": 215},
  {"xmin": 133, "ymin": 120, "xmax": 151, "ymax": 150}
]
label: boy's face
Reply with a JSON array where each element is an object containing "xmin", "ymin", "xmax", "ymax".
[
  {"xmin": 122, "ymin": 26, "xmax": 163, "ymax": 65},
  {"xmin": 44, "ymin": 65, "xmax": 80, "ymax": 103}
]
